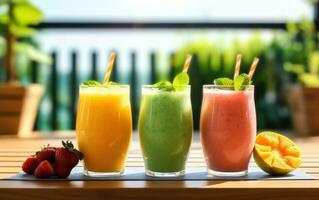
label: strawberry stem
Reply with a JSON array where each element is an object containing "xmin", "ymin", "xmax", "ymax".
[{"xmin": 62, "ymin": 140, "xmax": 83, "ymax": 160}]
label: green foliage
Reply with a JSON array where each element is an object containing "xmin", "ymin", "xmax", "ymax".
[
  {"xmin": 0, "ymin": 0, "xmax": 43, "ymax": 37},
  {"xmin": 0, "ymin": 14, "xmax": 8, "ymax": 23},
  {"xmin": 13, "ymin": 1, "xmax": 43, "ymax": 26},
  {"xmin": 0, "ymin": 0, "xmax": 50, "ymax": 82},
  {"xmin": 306, "ymin": 0, "xmax": 319, "ymax": 4},
  {"xmin": 10, "ymin": 25, "xmax": 36, "ymax": 37},
  {"xmin": 15, "ymin": 42, "xmax": 51, "ymax": 64},
  {"xmin": 282, "ymin": 20, "xmax": 319, "ymax": 87}
]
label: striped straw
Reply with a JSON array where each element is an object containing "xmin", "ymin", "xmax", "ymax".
[
  {"xmin": 248, "ymin": 57, "xmax": 259, "ymax": 80},
  {"xmin": 103, "ymin": 52, "xmax": 116, "ymax": 84},
  {"xmin": 183, "ymin": 54, "xmax": 192, "ymax": 73},
  {"xmin": 233, "ymin": 54, "xmax": 242, "ymax": 80}
]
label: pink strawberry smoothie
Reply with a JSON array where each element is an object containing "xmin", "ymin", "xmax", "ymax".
[{"xmin": 200, "ymin": 85, "xmax": 256, "ymax": 175}]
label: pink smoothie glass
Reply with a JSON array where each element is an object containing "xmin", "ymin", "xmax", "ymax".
[{"xmin": 200, "ymin": 85, "xmax": 256, "ymax": 177}]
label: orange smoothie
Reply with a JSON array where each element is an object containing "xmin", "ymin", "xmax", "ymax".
[{"xmin": 76, "ymin": 85, "xmax": 132, "ymax": 176}]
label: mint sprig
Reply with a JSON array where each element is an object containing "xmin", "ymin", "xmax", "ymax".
[
  {"xmin": 214, "ymin": 78, "xmax": 234, "ymax": 86},
  {"xmin": 153, "ymin": 81, "xmax": 174, "ymax": 91},
  {"xmin": 81, "ymin": 80, "xmax": 120, "ymax": 86},
  {"xmin": 82, "ymin": 80, "xmax": 101, "ymax": 86},
  {"xmin": 107, "ymin": 81, "xmax": 120, "ymax": 85},
  {"xmin": 173, "ymin": 72, "xmax": 189, "ymax": 91},
  {"xmin": 214, "ymin": 73, "xmax": 252, "ymax": 91},
  {"xmin": 153, "ymin": 72, "xmax": 190, "ymax": 91},
  {"xmin": 173, "ymin": 72, "xmax": 189, "ymax": 86},
  {"xmin": 234, "ymin": 73, "xmax": 251, "ymax": 91}
]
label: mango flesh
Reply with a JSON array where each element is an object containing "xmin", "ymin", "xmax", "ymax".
[{"xmin": 253, "ymin": 131, "xmax": 302, "ymax": 176}]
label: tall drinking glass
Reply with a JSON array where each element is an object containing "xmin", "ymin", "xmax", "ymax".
[
  {"xmin": 138, "ymin": 85, "xmax": 193, "ymax": 177},
  {"xmin": 76, "ymin": 84, "xmax": 132, "ymax": 177},
  {"xmin": 200, "ymin": 85, "xmax": 256, "ymax": 177}
]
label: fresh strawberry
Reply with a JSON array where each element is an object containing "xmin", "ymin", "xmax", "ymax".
[
  {"xmin": 36, "ymin": 147, "xmax": 56, "ymax": 163},
  {"xmin": 55, "ymin": 140, "xmax": 83, "ymax": 169},
  {"xmin": 55, "ymin": 164, "xmax": 72, "ymax": 178},
  {"xmin": 22, "ymin": 157, "xmax": 38, "ymax": 174},
  {"xmin": 34, "ymin": 160, "xmax": 54, "ymax": 178},
  {"xmin": 46, "ymin": 146, "xmax": 57, "ymax": 152}
]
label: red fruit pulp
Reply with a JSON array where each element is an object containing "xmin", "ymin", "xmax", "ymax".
[{"xmin": 34, "ymin": 160, "xmax": 54, "ymax": 178}]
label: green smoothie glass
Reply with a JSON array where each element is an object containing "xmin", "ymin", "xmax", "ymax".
[{"xmin": 138, "ymin": 85, "xmax": 193, "ymax": 177}]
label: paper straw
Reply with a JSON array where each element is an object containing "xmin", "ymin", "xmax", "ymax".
[
  {"xmin": 103, "ymin": 52, "xmax": 116, "ymax": 84},
  {"xmin": 233, "ymin": 54, "xmax": 242, "ymax": 80},
  {"xmin": 183, "ymin": 54, "xmax": 192, "ymax": 73},
  {"xmin": 248, "ymin": 57, "xmax": 259, "ymax": 80}
]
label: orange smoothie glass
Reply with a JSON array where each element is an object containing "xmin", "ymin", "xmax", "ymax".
[
  {"xmin": 76, "ymin": 84, "xmax": 132, "ymax": 177},
  {"xmin": 200, "ymin": 85, "xmax": 256, "ymax": 177}
]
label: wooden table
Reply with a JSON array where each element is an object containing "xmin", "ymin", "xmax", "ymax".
[{"xmin": 0, "ymin": 132, "xmax": 318, "ymax": 200}]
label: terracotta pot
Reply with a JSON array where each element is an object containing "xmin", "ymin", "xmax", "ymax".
[
  {"xmin": 0, "ymin": 83, "xmax": 44, "ymax": 136},
  {"xmin": 285, "ymin": 85, "xmax": 319, "ymax": 136}
]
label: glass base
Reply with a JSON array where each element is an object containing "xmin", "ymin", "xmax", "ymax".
[
  {"xmin": 83, "ymin": 169, "xmax": 124, "ymax": 177},
  {"xmin": 208, "ymin": 169, "xmax": 248, "ymax": 177},
  {"xmin": 146, "ymin": 169, "xmax": 185, "ymax": 177}
]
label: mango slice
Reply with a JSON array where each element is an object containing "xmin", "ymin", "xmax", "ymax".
[{"xmin": 253, "ymin": 131, "xmax": 302, "ymax": 176}]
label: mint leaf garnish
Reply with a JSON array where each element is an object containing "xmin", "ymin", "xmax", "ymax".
[
  {"xmin": 153, "ymin": 72, "xmax": 189, "ymax": 92},
  {"xmin": 105, "ymin": 81, "xmax": 120, "ymax": 85},
  {"xmin": 173, "ymin": 72, "xmax": 189, "ymax": 86},
  {"xmin": 173, "ymin": 72, "xmax": 189, "ymax": 91},
  {"xmin": 154, "ymin": 81, "xmax": 172, "ymax": 88},
  {"xmin": 234, "ymin": 73, "xmax": 250, "ymax": 91},
  {"xmin": 153, "ymin": 81, "xmax": 174, "ymax": 91},
  {"xmin": 214, "ymin": 77, "xmax": 234, "ymax": 86},
  {"xmin": 213, "ymin": 73, "xmax": 252, "ymax": 91},
  {"xmin": 82, "ymin": 80, "xmax": 122, "ymax": 87},
  {"xmin": 82, "ymin": 80, "xmax": 101, "ymax": 86}
]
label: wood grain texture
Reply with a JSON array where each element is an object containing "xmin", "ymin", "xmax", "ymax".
[
  {"xmin": 0, "ymin": 132, "xmax": 318, "ymax": 200},
  {"xmin": 0, "ymin": 84, "xmax": 44, "ymax": 136},
  {"xmin": 285, "ymin": 86, "xmax": 319, "ymax": 136}
]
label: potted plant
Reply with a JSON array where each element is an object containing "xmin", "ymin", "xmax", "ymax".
[
  {"xmin": 283, "ymin": 20, "xmax": 319, "ymax": 136},
  {"xmin": 0, "ymin": 0, "xmax": 50, "ymax": 136}
]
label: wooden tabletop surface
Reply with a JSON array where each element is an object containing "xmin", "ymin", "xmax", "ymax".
[{"xmin": 0, "ymin": 131, "xmax": 318, "ymax": 200}]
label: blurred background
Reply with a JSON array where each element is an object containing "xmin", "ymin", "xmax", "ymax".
[{"xmin": 1, "ymin": 0, "xmax": 319, "ymax": 135}]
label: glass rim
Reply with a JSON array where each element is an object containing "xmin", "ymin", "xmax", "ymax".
[
  {"xmin": 142, "ymin": 84, "xmax": 190, "ymax": 88},
  {"xmin": 80, "ymin": 84, "xmax": 130, "ymax": 89},
  {"xmin": 142, "ymin": 84, "xmax": 190, "ymax": 93},
  {"xmin": 203, "ymin": 84, "xmax": 254, "ymax": 92},
  {"xmin": 203, "ymin": 84, "xmax": 254, "ymax": 88}
]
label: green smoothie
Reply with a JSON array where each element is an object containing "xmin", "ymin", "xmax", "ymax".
[{"xmin": 138, "ymin": 86, "xmax": 193, "ymax": 175}]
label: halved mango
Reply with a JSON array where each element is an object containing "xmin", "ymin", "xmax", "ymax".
[{"xmin": 253, "ymin": 131, "xmax": 302, "ymax": 176}]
